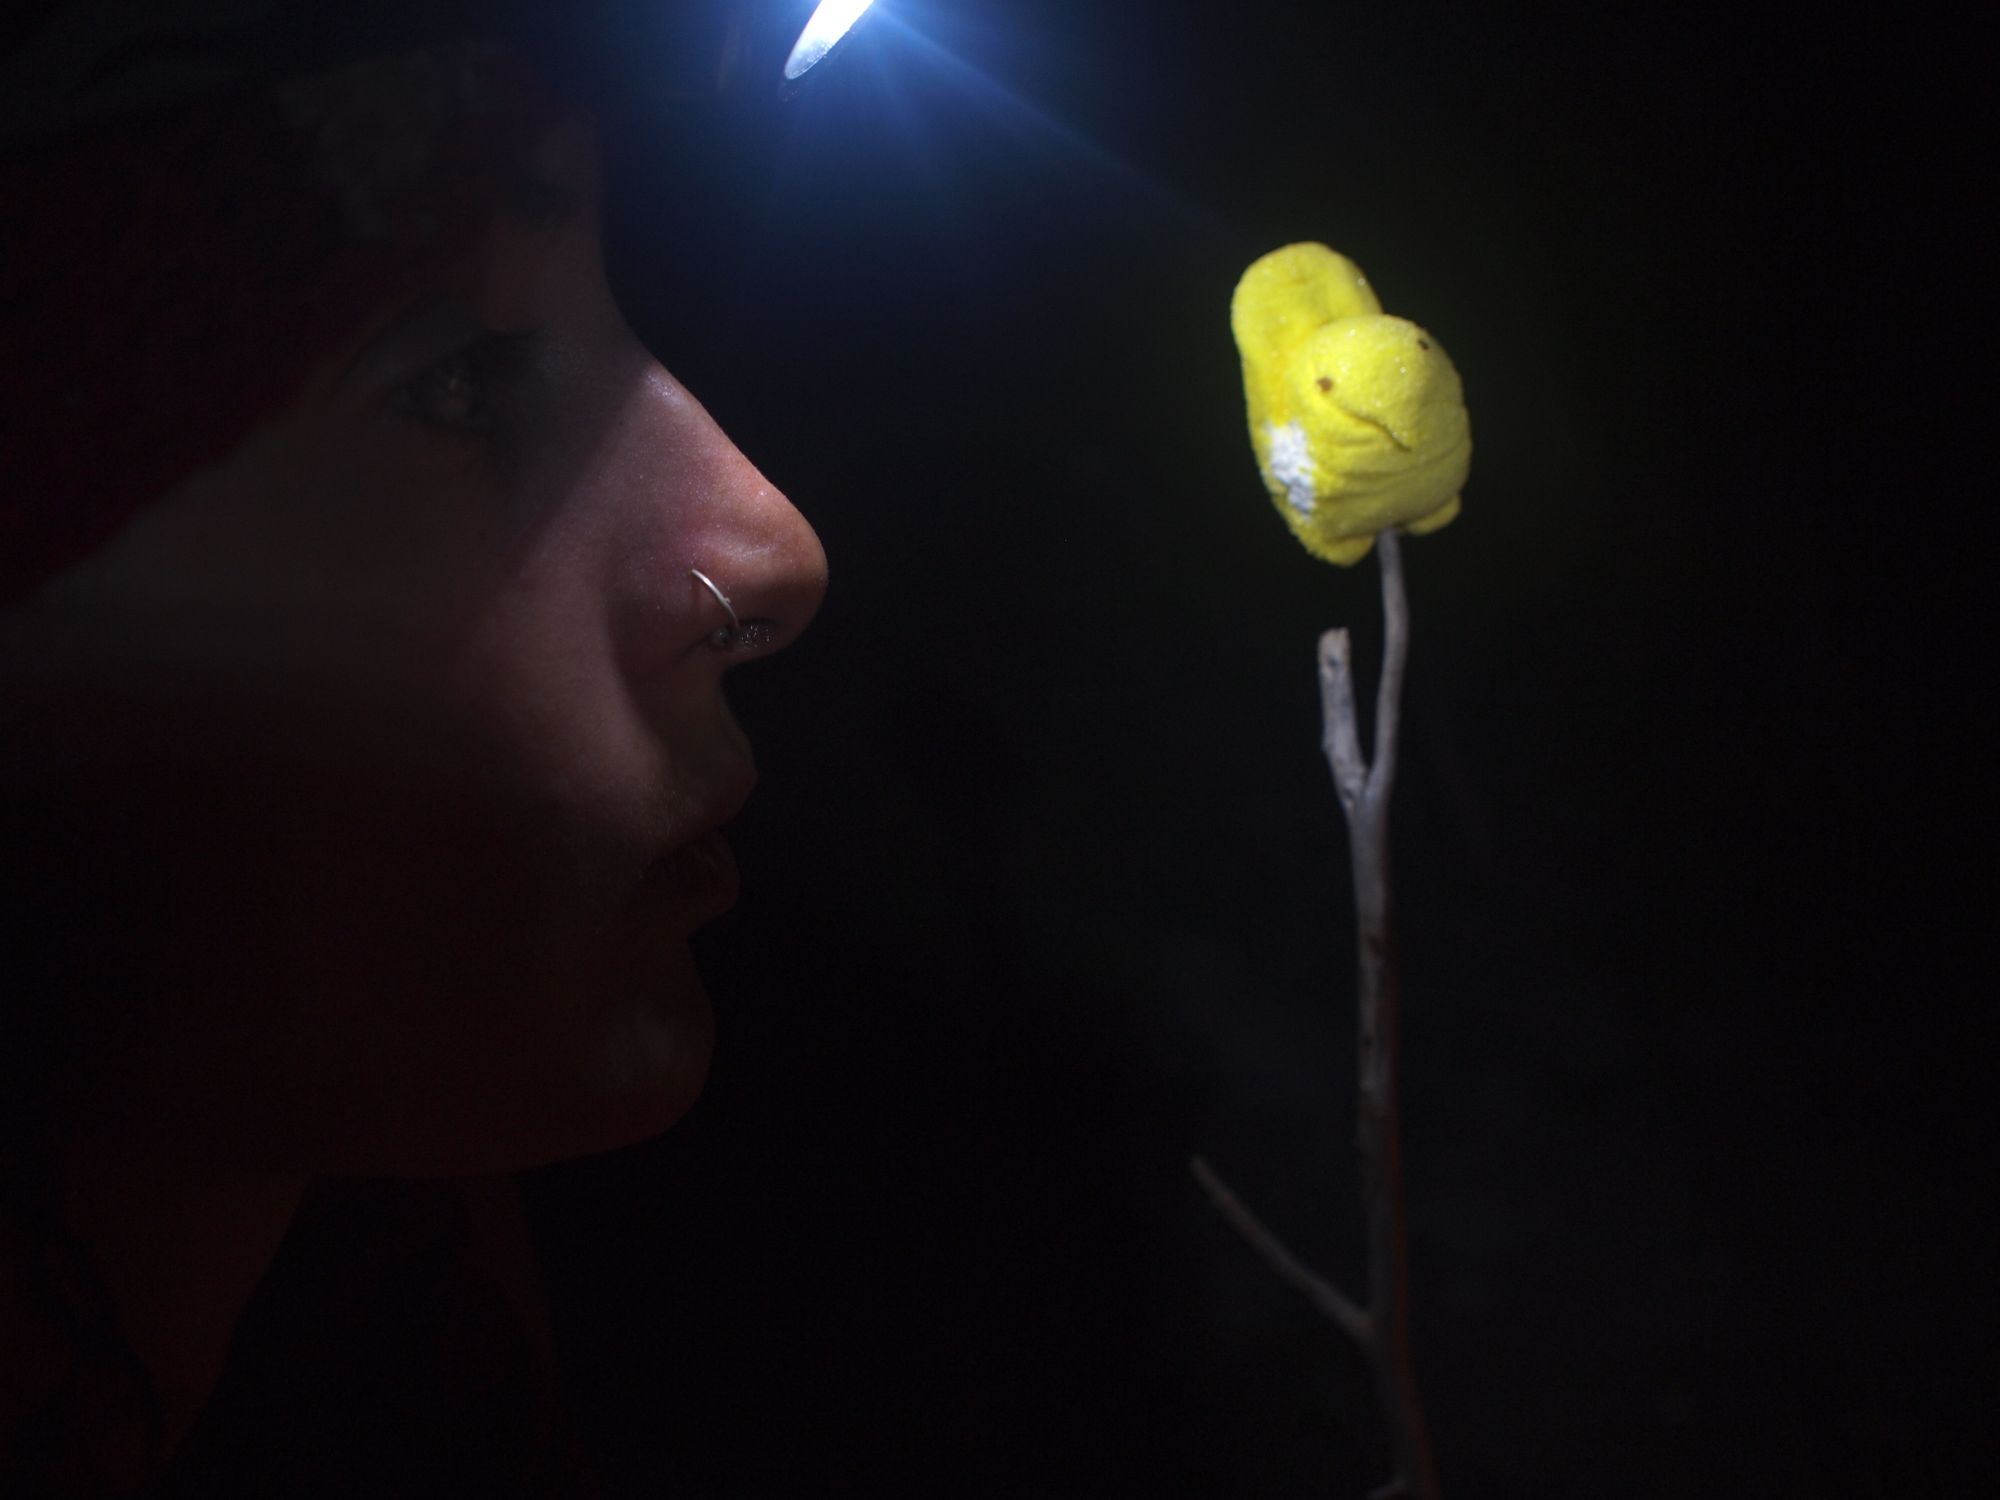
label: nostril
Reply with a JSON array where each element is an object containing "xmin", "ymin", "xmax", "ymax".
[
  {"xmin": 710, "ymin": 619, "xmax": 778, "ymax": 654},
  {"xmin": 685, "ymin": 567, "xmax": 786, "ymax": 658},
  {"xmin": 688, "ymin": 568, "xmax": 740, "ymax": 641}
]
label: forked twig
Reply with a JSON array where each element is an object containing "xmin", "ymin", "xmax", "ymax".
[{"xmin": 1194, "ymin": 529, "xmax": 1440, "ymax": 1500}]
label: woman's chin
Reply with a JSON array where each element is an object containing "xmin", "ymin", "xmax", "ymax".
[
  {"xmin": 573, "ymin": 948, "xmax": 720, "ymax": 1158},
  {"xmin": 53, "ymin": 898, "xmax": 727, "ymax": 1178},
  {"xmin": 453, "ymin": 951, "xmax": 720, "ymax": 1174},
  {"xmin": 272, "ymin": 954, "xmax": 719, "ymax": 1178}
]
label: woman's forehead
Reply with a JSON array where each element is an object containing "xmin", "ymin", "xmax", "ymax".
[{"xmin": 272, "ymin": 43, "xmax": 568, "ymax": 241}]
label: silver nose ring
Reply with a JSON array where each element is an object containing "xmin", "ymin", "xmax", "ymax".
[{"xmin": 688, "ymin": 568, "xmax": 741, "ymax": 649}]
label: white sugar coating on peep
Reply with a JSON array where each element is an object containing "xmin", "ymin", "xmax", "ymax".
[{"xmin": 1265, "ymin": 421, "xmax": 1317, "ymax": 516}]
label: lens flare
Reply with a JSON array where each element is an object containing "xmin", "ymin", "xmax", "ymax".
[{"xmin": 783, "ymin": 0, "xmax": 875, "ymax": 82}]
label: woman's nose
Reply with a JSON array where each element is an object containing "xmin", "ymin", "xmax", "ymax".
[{"xmin": 618, "ymin": 363, "xmax": 828, "ymax": 669}]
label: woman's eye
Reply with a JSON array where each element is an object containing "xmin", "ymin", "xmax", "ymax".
[
  {"xmin": 392, "ymin": 333, "xmax": 531, "ymax": 433},
  {"xmin": 395, "ymin": 350, "xmax": 482, "ymax": 430}
]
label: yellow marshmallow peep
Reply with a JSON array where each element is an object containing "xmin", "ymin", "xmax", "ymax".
[{"xmin": 1231, "ymin": 243, "xmax": 1470, "ymax": 565}]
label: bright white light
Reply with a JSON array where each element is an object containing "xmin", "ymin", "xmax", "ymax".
[{"xmin": 782, "ymin": 0, "xmax": 875, "ymax": 82}]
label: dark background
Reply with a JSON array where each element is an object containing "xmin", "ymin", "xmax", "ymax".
[{"xmin": 514, "ymin": 2, "xmax": 1992, "ymax": 1496}]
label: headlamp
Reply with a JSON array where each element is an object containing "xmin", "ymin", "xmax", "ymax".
[{"xmin": 782, "ymin": 0, "xmax": 876, "ymax": 88}]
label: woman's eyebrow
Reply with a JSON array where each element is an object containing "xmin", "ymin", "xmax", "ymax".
[
  {"xmin": 330, "ymin": 174, "xmax": 577, "ymax": 392},
  {"xmin": 504, "ymin": 173, "xmax": 579, "ymax": 233},
  {"xmin": 335, "ymin": 293, "xmax": 479, "ymax": 392}
]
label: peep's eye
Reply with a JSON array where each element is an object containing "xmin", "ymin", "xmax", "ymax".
[{"xmin": 390, "ymin": 332, "xmax": 532, "ymax": 433}]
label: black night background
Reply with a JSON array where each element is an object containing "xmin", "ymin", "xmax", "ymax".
[
  {"xmin": 97, "ymin": 1, "xmax": 1997, "ymax": 1495},
  {"xmin": 536, "ymin": 3, "xmax": 1988, "ymax": 1495}
]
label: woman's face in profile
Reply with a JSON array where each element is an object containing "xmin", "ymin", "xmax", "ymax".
[{"xmin": 2, "ymin": 119, "xmax": 827, "ymax": 1176}]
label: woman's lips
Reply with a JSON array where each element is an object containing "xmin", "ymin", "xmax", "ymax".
[{"xmin": 640, "ymin": 827, "xmax": 740, "ymax": 921}]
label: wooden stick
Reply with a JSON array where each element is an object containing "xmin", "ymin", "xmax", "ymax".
[
  {"xmin": 1195, "ymin": 529, "xmax": 1440, "ymax": 1500},
  {"xmin": 1332, "ymin": 531, "xmax": 1438, "ymax": 1500}
]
